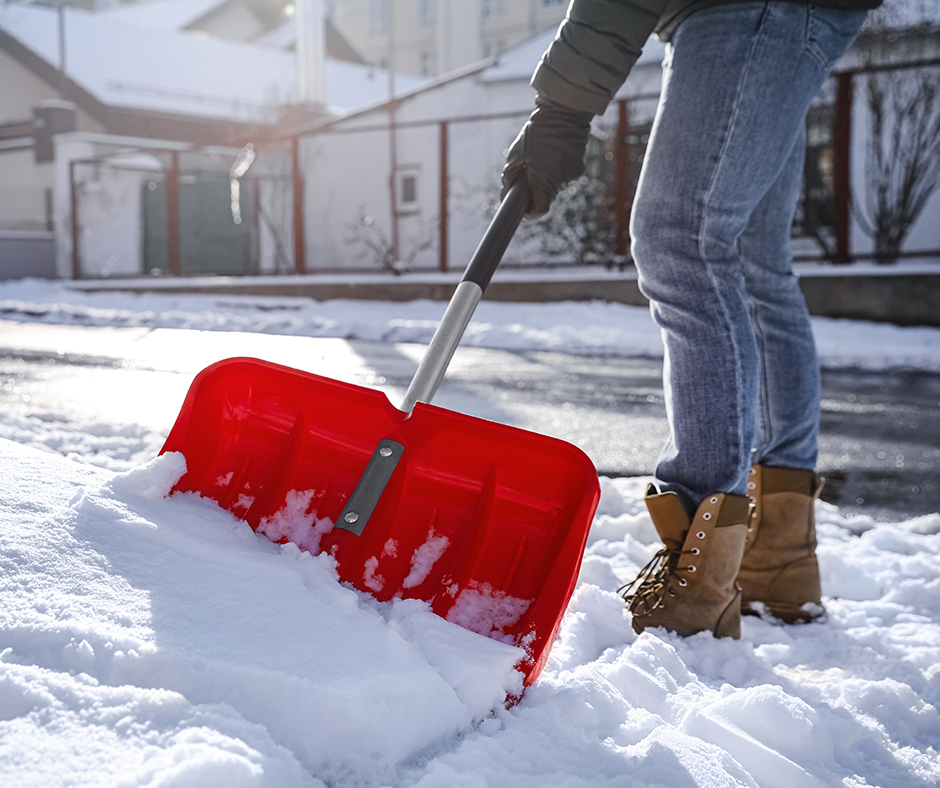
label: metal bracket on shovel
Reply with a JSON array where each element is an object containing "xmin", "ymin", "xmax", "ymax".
[
  {"xmin": 158, "ymin": 181, "xmax": 601, "ymax": 688},
  {"xmin": 335, "ymin": 181, "xmax": 530, "ymax": 537},
  {"xmin": 336, "ymin": 439, "xmax": 405, "ymax": 535}
]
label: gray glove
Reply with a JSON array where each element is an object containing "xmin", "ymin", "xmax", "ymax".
[{"xmin": 501, "ymin": 96, "xmax": 594, "ymax": 219}]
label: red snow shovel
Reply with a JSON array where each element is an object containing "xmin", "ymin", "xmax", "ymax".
[{"xmin": 161, "ymin": 182, "xmax": 600, "ymax": 685}]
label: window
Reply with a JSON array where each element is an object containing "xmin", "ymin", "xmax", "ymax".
[
  {"xmin": 369, "ymin": 0, "xmax": 388, "ymax": 35},
  {"xmin": 419, "ymin": 50, "xmax": 438, "ymax": 77},
  {"xmin": 397, "ymin": 167, "xmax": 420, "ymax": 209},
  {"xmin": 481, "ymin": 0, "xmax": 503, "ymax": 19},
  {"xmin": 401, "ymin": 175, "xmax": 417, "ymax": 204},
  {"xmin": 417, "ymin": 0, "xmax": 437, "ymax": 28}
]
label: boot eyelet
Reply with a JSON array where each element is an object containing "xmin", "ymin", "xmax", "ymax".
[
  {"xmin": 678, "ymin": 578, "xmax": 688, "ymax": 587},
  {"xmin": 747, "ymin": 482, "xmax": 756, "ymax": 490},
  {"xmin": 749, "ymin": 467, "xmax": 756, "ymax": 475},
  {"xmin": 691, "ymin": 547, "xmax": 700, "ymax": 555},
  {"xmin": 709, "ymin": 497, "xmax": 718, "ymax": 504},
  {"xmin": 702, "ymin": 512, "xmax": 712, "ymax": 521},
  {"xmin": 747, "ymin": 526, "xmax": 753, "ymax": 533},
  {"xmin": 696, "ymin": 531, "xmax": 706, "ymax": 539},
  {"xmin": 686, "ymin": 565, "xmax": 696, "ymax": 573},
  {"xmin": 668, "ymin": 590, "xmax": 676, "ymax": 597}
]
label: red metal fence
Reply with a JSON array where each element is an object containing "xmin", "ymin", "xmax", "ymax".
[{"xmin": 69, "ymin": 59, "xmax": 940, "ymax": 279}]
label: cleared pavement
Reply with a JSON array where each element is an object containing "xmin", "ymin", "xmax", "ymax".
[{"xmin": 1, "ymin": 319, "xmax": 937, "ymax": 520}]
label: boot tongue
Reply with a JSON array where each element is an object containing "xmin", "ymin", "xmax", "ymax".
[{"xmin": 644, "ymin": 486, "xmax": 690, "ymax": 552}]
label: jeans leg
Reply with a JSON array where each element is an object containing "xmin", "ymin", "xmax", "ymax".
[
  {"xmin": 630, "ymin": 3, "xmax": 867, "ymax": 512},
  {"xmin": 742, "ymin": 128, "xmax": 821, "ymax": 470}
]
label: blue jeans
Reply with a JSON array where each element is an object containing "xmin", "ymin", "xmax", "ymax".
[{"xmin": 630, "ymin": 2, "xmax": 867, "ymax": 512}]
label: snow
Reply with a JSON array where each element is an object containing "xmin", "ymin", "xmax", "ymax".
[
  {"xmin": 402, "ymin": 529, "xmax": 449, "ymax": 589},
  {"xmin": 0, "ymin": 4, "xmax": 425, "ymax": 120},
  {"xmin": 96, "ymin": 0, "xmax": 224, "ymax": 33},
  {"xmin": 1, "ymin": 278, "xmax": 939, "ymax": 786},
  {"xmin": 1, "ymin": 277, "xmax": 939, "ymax": 372}
]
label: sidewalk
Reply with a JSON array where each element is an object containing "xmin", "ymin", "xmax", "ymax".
[{"xmin": 68, "ymin": 259, "xmax": 940, "ymax": 327}]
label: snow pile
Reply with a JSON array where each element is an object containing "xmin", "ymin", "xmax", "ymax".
[
  {"xmin": 1, "ymin": 278, "xmax": 939, "ymax": 785},
  {"xmin": 2, "ymin": 441, "xmax": 938, "ymax": 786},
  {"xmin": 2, "ymin": 278, "xmax": 940, "ymax": 372},
  {"xmin": 0, "ymin": 442, "xmax": 522, "ymax": 787},
  {"xmin": 0, "ymin": 408, "xmax": 165, "ymax": 471}
]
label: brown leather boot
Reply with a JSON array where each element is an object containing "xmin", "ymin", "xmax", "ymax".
[
  {"xmin": 621, "ymin": 485, "xmax": 750, "ymax": 639},
  {"xmin": 738, "ymin": 464, "xmax": 825, "ymax": 623}
]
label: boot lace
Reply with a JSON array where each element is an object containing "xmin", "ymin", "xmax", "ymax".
[{"xmin": 618, "ymin": 546, "xmax": 696, "ymax": 616}]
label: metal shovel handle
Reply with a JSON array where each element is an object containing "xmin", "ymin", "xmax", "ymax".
[
  {"xmin": 337, "ymin": 180, "xmax": 529, "ymax": 535},
  {"xmin": 399, "ymin": 180, "xmax": 530, "ymax": 413}
]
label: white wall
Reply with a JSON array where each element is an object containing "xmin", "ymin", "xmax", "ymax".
[
  {"xmin": 301, "ymin": 70, "xmax": 529, "ymax": 271},
  {"xmin": 300, "ymin": 52, "xmax": 664, "ymax": 272},
  {"xmin": 53, "ymin": 133, "xmax": 189, "ymax": 279}
]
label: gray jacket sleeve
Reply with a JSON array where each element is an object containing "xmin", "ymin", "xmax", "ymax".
[{"xmin": 531, "ymin": 0, "xmax": 670, "ymax": 115}]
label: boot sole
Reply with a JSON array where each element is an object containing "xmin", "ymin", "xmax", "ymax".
[{"xmin": 741, "ymin": 599, "xmax": 824, "ymax": 624}]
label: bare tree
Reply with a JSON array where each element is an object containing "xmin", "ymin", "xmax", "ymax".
[
  {"xmin": 514, "ymin": 133, "xmax": 620, "ymax": 266},
  {"xmin": 345, "ymin": 207, "xmax": 436, "ymax": 273},
  {"xmin": 854, "ymin": 20, "xmax": 940, "ymax": 264}
]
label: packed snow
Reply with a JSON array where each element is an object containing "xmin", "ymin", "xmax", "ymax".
[{"xmin": 1, "ymin": 278, "xmax": 939, "ymax": 787}]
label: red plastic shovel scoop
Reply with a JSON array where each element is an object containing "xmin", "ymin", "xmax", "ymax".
[{"xmin": 161, "ymin": 183, "xmax": 600, "ymax": 685}]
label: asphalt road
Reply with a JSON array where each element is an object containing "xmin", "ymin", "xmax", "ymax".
[{"xmin": 1, "ymin": 319, "xmax": 937, "ymax": 521}]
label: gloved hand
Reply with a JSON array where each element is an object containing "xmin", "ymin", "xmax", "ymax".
[{"xmin": 501, "ymin": 95, "xmax": 594, "ymax": 219}]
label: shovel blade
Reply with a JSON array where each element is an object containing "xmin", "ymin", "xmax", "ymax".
[{"xmin": 162, "ymin": 358, "xmax": 600, "ymax": 684}]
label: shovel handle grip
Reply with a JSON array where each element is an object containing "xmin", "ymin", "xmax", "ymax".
[
  {"xmin": 461, "ymin": 180, "xmax": 530, "ymax": 293},
  {"xmin": 399, "ymin": 180, "xmax": 530, "ymax": 414}
]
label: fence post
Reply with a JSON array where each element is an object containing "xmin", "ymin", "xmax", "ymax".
[
  {"xmin": 389, "ymin": 100, "xmax": 400, "ymax": 264},
  {"xmin": 833, "ymin": 71, "xmax": 853, "ymax": 264},
  {"xmin": 615, "ymin": 99, "xmax": 631, "ymax": 258},
  {"xmin": 166, "ymin": 150, "xmax": 181, "ymax": 276},
  {"xmin": 44, "ymin": 187, "xmax": 53, "ymax": 232},
  {"xmin": 439, "ymin": 120, "xmax": 449, "ymax": 272},
  {"xmin": 70, "ymin": 159, "xmax": 81, "ymax": 279},
  {"xmin": 292, "ymin": 135, "xmax": 306, "ymax": 274}
]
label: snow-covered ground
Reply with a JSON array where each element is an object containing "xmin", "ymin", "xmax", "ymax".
[
  {"xmin": 2, "ymin": 278, "xmax": 940, "ymax": 372},
  {"xmin": 1, "ymin": 279, "xmax": 939, "ymax": 787}
]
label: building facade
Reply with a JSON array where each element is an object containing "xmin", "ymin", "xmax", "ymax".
[{"xmin": 328, "ymin": 0, "xmax": 568, "ymax": 76}]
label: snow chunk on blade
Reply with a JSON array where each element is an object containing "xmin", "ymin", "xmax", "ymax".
[
  {"xmin": 403, "ymin": 528, "xmax": 449, "ymax": 589},
  {"xmin": 445, "ymin": 581, "xmax": 531, "ymax": 643}
]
